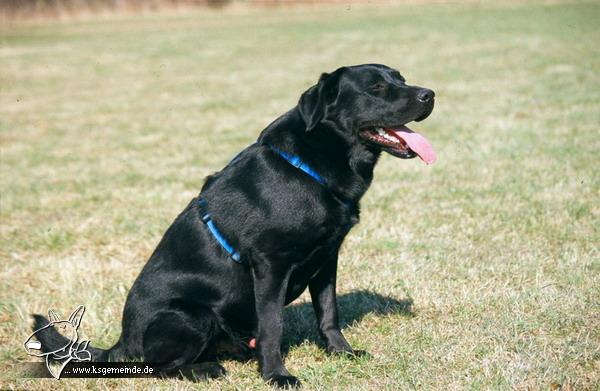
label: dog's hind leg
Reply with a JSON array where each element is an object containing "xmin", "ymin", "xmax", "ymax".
[{"xmin": 142, "ymin": 309, "xmax": 225, "ymax": 381}]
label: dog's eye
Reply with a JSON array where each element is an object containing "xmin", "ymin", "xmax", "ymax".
[{"xmin": 370, "ymin": 83, "xmax": 387, "ymax": 92}]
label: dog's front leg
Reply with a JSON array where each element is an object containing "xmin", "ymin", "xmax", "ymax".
[
  {"xmin": 309, "ymin": 257, "xmax": 369, "ymax": 357},
  {"xmin": 252, "ymin": 261, "xmax": 300, "ymax": 388}
]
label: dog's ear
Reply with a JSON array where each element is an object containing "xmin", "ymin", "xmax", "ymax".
[
  {"xmin": 68, "ymin": 305, "xmax": 85, "ymax": 329},
  {"xmin": 298, "ymin": 67, "xmax": 346, "ymax": 132},
  {"xmin": 48, "ymin": 309, "xmax": 61, "ymax": 323}
]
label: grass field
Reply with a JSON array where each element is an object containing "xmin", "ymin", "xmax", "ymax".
[{"xmin": 1, "ymin": 1, "xmax": 599, "ymax": 389}]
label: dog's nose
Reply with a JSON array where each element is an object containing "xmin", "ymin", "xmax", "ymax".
[{"xmin": 417, "ymin": 88, "xmax": 435, "ymax": 103}]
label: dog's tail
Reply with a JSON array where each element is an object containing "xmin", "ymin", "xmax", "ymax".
[{"xmin": 31, "ymin": 314, "xmax": 122, "ymax": 362}]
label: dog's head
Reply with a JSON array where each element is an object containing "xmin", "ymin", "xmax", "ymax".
[
  {"xmin": 298, "ymin": 64, "xmax": 436, "ymax": 164},
  {"xmin": 24, "ymin": 306, "xmax": 84, "ymax": 357}
]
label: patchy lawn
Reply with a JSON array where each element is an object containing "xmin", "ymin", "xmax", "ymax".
[{"xmin": 1, "ymin": 1, "xmax": 598, "ymax": 389}]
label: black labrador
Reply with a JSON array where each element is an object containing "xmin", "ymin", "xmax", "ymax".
[{"xmin": 32, "ymin": 64, "xmax": 436, "ymax": 388}]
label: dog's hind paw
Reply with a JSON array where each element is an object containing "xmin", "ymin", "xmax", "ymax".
[{"xmin": 267, "ymin": 374, "xmax": 301, "ymax": 388}]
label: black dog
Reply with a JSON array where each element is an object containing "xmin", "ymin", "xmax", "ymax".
[{"xmin": 32, "ymin": 64, "xmax": 435, "ymax": 388}]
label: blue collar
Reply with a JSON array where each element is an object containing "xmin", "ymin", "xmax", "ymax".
[
  {"xmin": 268, "ymin": 145, "xmax": 326, "ymax": 185},
  {"xmin": 267, "ymin": 144, "xmax": 354, "ymax": 210}
]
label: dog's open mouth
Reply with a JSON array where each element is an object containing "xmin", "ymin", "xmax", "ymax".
[{"xmin": 359, "ymin": 125, "xmax": 437, "ymax": 164}]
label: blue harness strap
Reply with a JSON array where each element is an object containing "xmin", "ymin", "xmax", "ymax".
[
  {"xmin": 198, "ymin": 198, "xmax": 241, "ymax": 263},
  {"xmin": 199, "ymin": 143, "xmax": 355, "ymax": 264}
]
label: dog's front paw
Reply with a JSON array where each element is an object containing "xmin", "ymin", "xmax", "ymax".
[{"xmin": 267, "ymin": 374, "xmax": 301, "ymax": 389}]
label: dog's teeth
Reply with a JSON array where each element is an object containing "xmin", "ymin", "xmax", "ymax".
[
  {"xmin": 383, "ymin": 134, "xmax": 396, "ymax": 142},
  {"xmin": 373, "ymin": 128, "xmax": 397, "ymax": 144}
]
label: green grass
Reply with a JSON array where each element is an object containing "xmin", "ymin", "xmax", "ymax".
[{"xmin": 1, "ymin": 1, "xmax": 599, "ymax": 389}]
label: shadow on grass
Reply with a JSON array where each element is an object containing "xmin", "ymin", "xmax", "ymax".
[{"xmin": 282, "ymin": 290, "xmax": 413, "ymax": 353}]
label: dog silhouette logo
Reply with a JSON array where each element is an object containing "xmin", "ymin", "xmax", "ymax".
[{"xmin": 24, "ymin": 305, "xmax": 91, "ymax": 379}]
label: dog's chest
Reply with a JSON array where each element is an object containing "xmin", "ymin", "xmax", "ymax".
[{"xmin": 284, "ymin": 213, "xmax": 356, "ymax": 305}]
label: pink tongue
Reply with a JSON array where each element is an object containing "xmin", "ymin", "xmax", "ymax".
[{"xmin": 391, "ymin": 126, "xmax": 437, "ymax": 165}]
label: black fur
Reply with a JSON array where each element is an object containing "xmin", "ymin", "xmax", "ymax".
[{"xmin": 32, "ymin": 64, "xmax": 434, "ymax": 387}]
